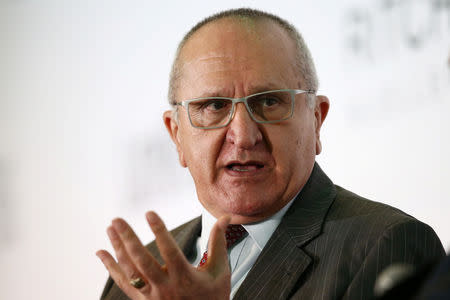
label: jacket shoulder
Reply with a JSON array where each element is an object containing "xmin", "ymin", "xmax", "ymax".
[
  {"xmin": 325, "ymin": 185, "xmax": 445, "ymax": 264},
  {"xmin": 295, "ymin": 185, "xmax": 444, "ymax": 300},
  {"xmin": 329, "ymin": 185, "xmax": 416, "ymax": 225}
]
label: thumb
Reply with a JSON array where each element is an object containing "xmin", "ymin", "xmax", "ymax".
[{"xmin": 205, "ymin": 215, "xmax": 231, "ymax": 276}]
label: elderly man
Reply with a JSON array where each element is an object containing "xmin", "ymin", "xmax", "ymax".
[{"xmin": 97, "ymin": 8, "xmax": 445, "ymax": 300}]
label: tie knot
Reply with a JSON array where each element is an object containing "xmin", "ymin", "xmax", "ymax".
[{"xmin": 225, "ymin": 224, "xmax": 247, "ymax": 249}]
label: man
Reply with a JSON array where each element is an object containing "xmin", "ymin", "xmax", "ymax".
[{"xmin": 97, "ymin": 8, "xmax": 445, "ymax": 300}]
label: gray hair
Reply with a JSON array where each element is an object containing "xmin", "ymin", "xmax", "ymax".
[{"xmin": 168, "ymin": 8, "xmax": 319, "ymax": 110}]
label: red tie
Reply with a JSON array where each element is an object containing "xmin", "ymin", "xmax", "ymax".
[{"xmin": 198, "ymin": 224, "xmax": 247, "ymax": 267}]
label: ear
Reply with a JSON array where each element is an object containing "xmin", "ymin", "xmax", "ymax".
[
  {"xmin": 313, "ymin": 95, "xmax": 330, "ymax": 155},
  {"xmin": 163, "ymin": 110, "xmax": 187, "ymax": 168}
]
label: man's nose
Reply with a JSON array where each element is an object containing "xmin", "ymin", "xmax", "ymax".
[{"xmin": 225, "ymin": 102, "xmax": 263, "ymax": 149}]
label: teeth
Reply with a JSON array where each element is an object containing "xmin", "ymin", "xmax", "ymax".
[{"xmin": 231, "ymin": 165, "xmax": 258, "ymax": 172}]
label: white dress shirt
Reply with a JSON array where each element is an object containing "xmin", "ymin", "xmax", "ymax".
[{"xmin": 190, "ymin": 196, "xmax": 297, "ymax": 299}]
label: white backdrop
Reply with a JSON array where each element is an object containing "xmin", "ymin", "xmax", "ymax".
[{"xmin": 1, "ymin": 0, "xmax": 449, "ymax": 299}]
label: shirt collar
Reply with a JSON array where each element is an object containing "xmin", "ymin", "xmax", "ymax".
[
  {"xmin": 200, "ymin": 208, "xmax": 219, "ymax": 252},
  {"xmin": 242, "ymin": 198, "xmax": 295, "ymax": 250},
  {"xmin": 200, "ymin": 191, "xmax": 299, "ymax": 252}
]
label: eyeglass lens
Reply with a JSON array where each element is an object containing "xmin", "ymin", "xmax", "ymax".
[{"xmin": 187, "ymin": 90, "xmax": 293, "ymax": 128}]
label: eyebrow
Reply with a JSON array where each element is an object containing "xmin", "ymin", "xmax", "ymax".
[
  {"xmin": 193, "ymin": 83, "xmax": 285, "ymax": 99},
  {"xmin": 247, "ymin": 83, "xmax": 285, "ymax": 94}
]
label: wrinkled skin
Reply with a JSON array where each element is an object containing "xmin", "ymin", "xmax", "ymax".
[{"xmin": 164, "ymin": 18, "xmax": 329, "ymax": 224}]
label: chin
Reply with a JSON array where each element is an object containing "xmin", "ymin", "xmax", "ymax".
[
  {"xmin": 223, "ymin": 194, "xmax": 274, "ymax": 219},
  {"xmin": 199, "ymin": 184, "xmax": 284, "ymax": 221}
]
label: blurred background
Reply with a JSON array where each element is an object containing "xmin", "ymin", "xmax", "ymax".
[{"xmin": 1, "ymin": 0, "xmax": 449, "ymax": 299}]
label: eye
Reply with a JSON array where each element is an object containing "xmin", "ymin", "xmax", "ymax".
[
  {"xmin": 203, "ymin": 99, "xmax": 229, "ymax": 111},
  {"xmin": 261, "ymin": 96, "xmax": 281, "ymax": 107}
]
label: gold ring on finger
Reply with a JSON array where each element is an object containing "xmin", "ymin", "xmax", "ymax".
[{"xmin": 129, "ymin": 277, "xmax": 145, "ymax": 289}]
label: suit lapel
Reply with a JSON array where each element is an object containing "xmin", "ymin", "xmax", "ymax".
[
  {"xmin": 174, "ymin": 216, "xmax": 202, "ymax": 260},
  {"xmin": 233, "ymin": 222, "xmax": 312, "ymax": 299},
  {"xmin": 233, "ymin": 163, "xmax": 336, "ymax": 300}
]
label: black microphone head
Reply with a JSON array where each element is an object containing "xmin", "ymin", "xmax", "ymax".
[{"xmin": 374, "ymin": 263, "xmax": 416, "ymax": 298}]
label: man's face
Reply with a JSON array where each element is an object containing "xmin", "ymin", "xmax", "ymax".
[{"xmin": 164, "ymin": 18, "xmax": 329, "ymax": 224}]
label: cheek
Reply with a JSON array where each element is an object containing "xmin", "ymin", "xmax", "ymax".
[
  {"xmin": 179, "ymin": 127, "xmax": 225, "ymax": 179},
  {"xmin": 272, "ymin": 123, "xmax": 316, "ymax": 169}
]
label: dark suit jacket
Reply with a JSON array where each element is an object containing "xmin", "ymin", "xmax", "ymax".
[{"xmin": 101, "ymin": 163, "xmax": 445, "ymax": 300}]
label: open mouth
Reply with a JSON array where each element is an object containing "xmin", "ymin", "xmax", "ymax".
[{"xmin": 226, "ymin": 162, "xmax": 264, "ymax": 172}]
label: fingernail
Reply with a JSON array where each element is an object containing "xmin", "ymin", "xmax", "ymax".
[
  {"xmin": 107, "ymin": 226, "xmax": 117, "ymax": 239},
  {"xmin": 146, "ymin": 211, "xmax": 157, "ymax": 225},
  {"xmin": 112, "ymin": 218, "xmax": 126, "ymax": 233}
]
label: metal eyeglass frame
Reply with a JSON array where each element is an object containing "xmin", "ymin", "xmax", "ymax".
[{"xmin": 174, "ymin": 89, "xmax": 316, "ymax": 129}]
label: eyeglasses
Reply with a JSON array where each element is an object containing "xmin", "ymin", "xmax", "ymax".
[{"xmin": 175, "ymin": 89, "xmax": 315, "ymax": 129}]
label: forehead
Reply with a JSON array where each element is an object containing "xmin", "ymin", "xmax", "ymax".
[{"xmin": 177, "ymin": 18, "xmax": 300, "ymax": 98}]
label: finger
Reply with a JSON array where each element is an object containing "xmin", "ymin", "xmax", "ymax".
[
  {"xmin": 206, "ymin": 215, "xmax": 231, "ymax": 276},
  {"xmin": 107, "ymin": 226, "xmax": 142, "ymax": 280},
  {"xmin": 146, "ymin": 211, "xmax": 189, "ymax": 273},
  {"xmin": 107, "ymin": 227, "xmax": 154, "ymax": 295},
  {"xmin": 112, "ymin": 218, "xmax": 166, "ymax": 284},
  {"xmin": 96, "ymin": 250, "xmax": 142, "ymax": 299}
]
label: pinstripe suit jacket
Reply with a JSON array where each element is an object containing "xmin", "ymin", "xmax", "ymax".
[{"xmin": 100, "ymin": 163, "xmax": 445, "ymax": 300}]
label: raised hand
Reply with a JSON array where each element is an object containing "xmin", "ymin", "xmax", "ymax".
[{"xmin": 96, "ymin": 212, "xmax": 231, "ymax": 300}]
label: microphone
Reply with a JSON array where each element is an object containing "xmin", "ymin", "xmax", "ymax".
[
  {"xmin": 374, "ymin": 263, "xmax": 416, "ymax": 297},
  {"xmin": 373, "ymin": 261, "xmax": 439, "ymax": 300}
]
